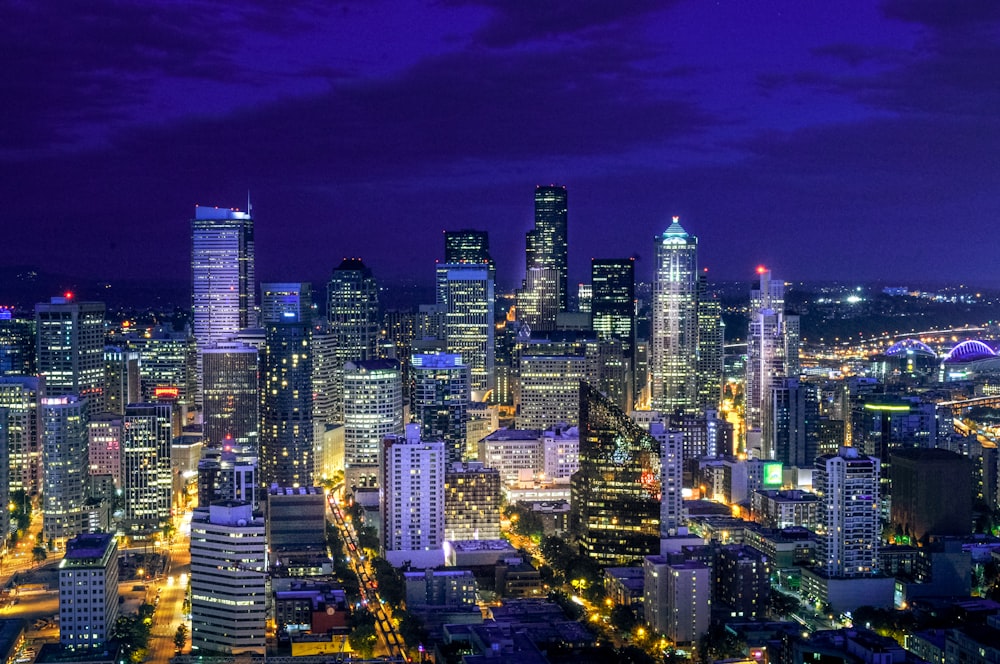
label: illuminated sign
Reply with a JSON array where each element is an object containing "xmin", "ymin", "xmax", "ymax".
[
  {"xmin": 154, "ymin": 386, "xmax": 180, "ymax": 399},
  {"xmin": 864, "ymin": 403, "xmax": 911, "ymax": 412},
  {"xmin": 762, "ymin": 462, "xmax": 782, "ymax": 487}
]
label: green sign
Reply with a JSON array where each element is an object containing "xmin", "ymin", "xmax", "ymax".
[{"xmin": 763, "ymin": 462, "xmax": 783, "ymax": 487}]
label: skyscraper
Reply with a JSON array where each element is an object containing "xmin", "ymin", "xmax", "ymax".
[
  {"xmin": 260, "ymin": 283, "xmax": 313, "ymax": 488},
  {"xmin": 591, "ymin": 258, "xmax": 636, "ymax": 410},
  {"xmin": 191, "ymin": 205, "xmax": 256, "ymax": 397},
  {"xmin": 526, "ymin": 185, "xmax": 569, "ymax": 310},
  {"xmin": 695, "ymin": 270, "xmax": 724, "ymax": 412},
  {"xmin": 444, "ymin": 229, "xmax": 493, "ymax": 266},
  {"xmin": 572, "ymin": 382, "xmax": 661, "ymax": 564},
  {"xmin": 746, "ymin": 268, "xmax": 800, "ymax": 458},
  {"xmin": 649, "ymin": 421, "xmax": 684, "ymax": 537},
  {"xmin": 190, "ymin": 501, "xmax": 266, "ymax": 655},
  {"xmin": 327, "ymin": 258, "xmax": 380, "ymax": 422},
  {"xmin": 516, "ymin": 267, "xmax": 561, "ymax": 332},
  {"xmin": 0, "ymin": 376, "xmax": 41, "ymax": 495},
  {"xmin": 651, "ymin": 218, "xmax": 698, "ymax": 413},
  {"xmin": 770, "ymin": 377, "xmax": 819, "ymax": 469},
  {"xmin": 122, "ymin": 402, "xmax": 172, "ymax": 539},
  {"xmin": 815, "ymin": 447, "xmax": 880, "ymax": 577},
  {"xmin": 382, "ymin": 424, "xmax": 445, "ymax": 555},
  {"xmin": 202, "ymin": 343, "xmax": 259, "ymax": 450},
  {"xmin": 441, "ymin": 264, "xmax": 495, "ymax": 397},
  {"xmin": 41, "ymin": 395, "xmax": 89, "ymax": 546},
  {"xmin": 103, "ymin": 346, "xmax": 140, "ymax": 416},
  {"xmin": 411, "ymin": 353, "xmax": 470, "ymax": 465},
  {"xmin": 59, "ymin": 533, "xmax": 119, "ymax": 648},
  {"xmin": 343, "ymin": 359, "xmax": 403, "ymax": 489},
  {"xmin": 444, "ymin": 462, "xmax": 501, "ymax": 541},
  {"xmin": 35, "ymin": 296, "xmax": 105, "ymax": 417}
]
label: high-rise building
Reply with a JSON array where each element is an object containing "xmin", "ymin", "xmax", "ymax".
[
  {"xmin": 714, "ymin": 545, "xmax": 770, "ymax": 620},
  {"xmin": 746, "ymin": 268, "xmax": 800, "ymax": 458},
  {"xmin": 651, "ymin": 218, "xmax": 698, "ymax": 413},
  {"xmin": 0, "ymin": 409, "xmax": 8, "ymax": 541},
  {"xmin": 260, "ymin": 283, "xmax": 313, "ymax": 488},
  {"xmin": 327, "ymin": 258, "xmax": 380, "ymax": 422},
  {"xmin": 770, "ymin": 377, "xmax": 819, "ymax": 469},
  {"xmin": 0, "ymin": 308, "xmax": 35, "ymax": 377},
  {"xmin": 202, "ymin": 342, "xmax": 258, "ymax": 450},
  {"xmin": 124, "ymin": 327, "xmax": 197, "ymax": 408},
  {"xmin": 444, "ymin": 230, "xmax": 494, "ymax": 266},
  {"xmin": 643, "ymin": 557, "xmax": 711, "ymax": 644},
  {"xmin": 516, "ymin": 267, "xmax": 561, "ymax": 332},
  {"xmin": 815, "ymin": 447, "xmax": 880, "ymax": 577},
  {"xmin": 87, "ymin": 414, "xmax": 122, "ymax": 486},
  {"xmin": 266, "ymin": 485, "xmax": 329, "ymax": 574},
  {"xmin": 411, "ymin": 353, "xmax": 469, "ymax": 465},
  {"xmin": 122, "ymin": 403, "xmax": 172, "ymax": 539},
  {"xmin": 310, "ymin": 326, "xmax": 337, "ymax": 427},
  {"xmin": 516, "ymin": 332, "xmax": 601, "ymax": 431},
  {"xmin": 649, "ymin": 421, "xmax": 684, "ymax": 537},
  {"xmin": 343, "ymin": 359, "xmax": 403, "ymax": 489},
  {"xmin": 695, "ymin": 271, "xmax": 724, "ymax": 412},
  {"xmin": 890, "ymin": 448, "xmax": 973, "ymax": 541},
  {"xmin": 197, "ymin": 445, "xmax": 258, "ymax": 509},
  {"xmin": 382, "ymin": 424, "xmax": 445, "ymax": 554},
  {"xmin": 526, "ymin": 185, "xmax": 569, "ymax": 311},
  {"xmin": 591, "ymin": 258, "xmax": 636, "ymax": 410},
  {"xmin": 59, "ymin": 533, "xmax": 119, "ymax": 648},
  {"xmin": 444, "ymin": 461, "xmax": 501, "ymax": 541},
  {"xmin": 572, "ymin": 382, "xmax": 661, "ymax": 564},
  {"xmin": 441, "ymin": 264, "xmax": 495, "ymax": 397},
  {"xmin": 0, "ymin": 376, "xmax": 42, "ymax": 494},
  {"xmin": 103, "ymin": 346, "xmax": 140, "ymax": 416},
  {"xmin": 190, "ymin": 501, "xmax": 266, "ymax": 655},
  {"xmin": 41, "ymin": 395, "xmax": 89, "ymax": 545},
  {"xmin": 191, "ymin": 205, "xmax": 256, "ymax": 380},
  {"xmin": 35, "ymin": 296, "xmax": 105, "ymax": 417}
]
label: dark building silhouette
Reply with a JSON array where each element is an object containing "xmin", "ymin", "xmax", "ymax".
[
  {"xmin": 891, "ymin": 448, "xmax": 973, "ymax": 541},
  {"xmin": 526, "ymin": 185, "xmax": 568, "ymax": 310}
]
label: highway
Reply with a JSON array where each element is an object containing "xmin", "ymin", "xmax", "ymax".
[{"xmin": 327, "ymin": 496, "xmax": 408, "ymax": 661}]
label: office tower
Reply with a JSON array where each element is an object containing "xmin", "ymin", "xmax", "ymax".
[
  {"xmin": 381, "ymin": 310, "xmax": 417, "ymax": 390},
  {"xmin": 343, "ymin": 359, "xmax": 403, "ymax": 489},
  {"xmin": 714, "ymin": 545, "xmax": 770, "ymax": 620},
  {"xmin": 494, "ymin": 319, "xmax": 526, "ymax": 408},
  {"xmin": 190, "ymin": 501, "xmax": 266, "ymax": 655},
  {"xmin": 770, "ymin": 377, "xmax": 819, "ymax": 469},
  {"xmin": 815, "ymin": 447, "xmax": 880, "ymax": 577},
  {"xmin": 516, "ymin": 267, "xmax": 561, "ymax": 332},
  {"xmin": 0, "ymin": 376, "xmax": 41, "ymax": 494},
  {"xmin": 572, "ymin": 382, "xmax": 661, "ymax": 564},
  {"xmin": 441, "ymin": 263, "xmax": 495, "ymax": 397},
  {"xmin": 266, "ymin": 486, "xmax": 329, "ymax": 574},
  {"xmin": 310, "ymin": 327, "xmax": 336, "ymax": 427},
  {"xmin": 121, "ymin": 403, "xmax": 172, "ymax": 539},
  {"xmin": 526, "ymin": 184, "xmax": 569, "ymax": 310},
  {"xmin": 124, "ymin": 327, "xmax": 197, "ymax": 407},
  {"xmin": 516, "ymin": 332, "xmax": 600, "ymax": 430},
  {"xmin": 746, "ymin": 268, "xmax": 800, "ymax": 457},
  {"xmin": 651, "ymin": 217, "xmax": 698, "ymax": 413},
  {"xmin": 0, "ymin": 308, "xmax": 35, "ymax": 376},
  {"xmin": 198, "ymin": 445, "xmax": 258, "ymax": 509},
  {"xmin": 649, "ymin": 421, "xmax": 684, "ymax": 537},
  {"xmin": 890, "ymin": 448, "xmax": 973, "ymax": 541},
  {"xmin": 411, "ymin": 353, "xmax": 470, "ymax": 464},
  {"xmin": 191, "ymin": 205, "xmax": 256, "ymax": 395},
  {"xmin": 444, "ymin": 461, "xmax": 501, "ymax": 541},
  {"xmin": 643, "ymin": 557, "xmax": 711, "ymax": 644},
  {"xmin": 35, "ymin": 296, "xmax": 105, "ymax": 417},
  {"xmin": 41, "ymin": 395, "xmax": 89, "ymax": 545},
  {"xmin": 202, "ymin": 342, "xmax": 258, "ymax": 449},
  {"xmin": 695, "ymin": 271, "xmax": 724, "ymax": 412},
  {"xmin": 103, "ymin": 346, "xmax": 140, "ymax": 416},
  {"xmin": 58, "ymin": 533, "xmax": 119, "ymax": 648},
  {"xmin": 577, "ymin": 284, "xmax": 592, "ymax": 314},
  {"xmin": 382, "ymin": 424, "xmax": 445, "ymax": 553},
  {"xmin": 327, "ymin": 258, "xmax": 380, "ymax": 422},
  {"xmin": 444, "ymin": 229, "xmax": 494, "ymax": 266},
  {"xmin": 591, "ymin": 258, "xmax": 636, "ymax": 410},
  {"xmin": 260, "ymin": 283, "xmax": 313, "ymax": 488},
  {"xmin": 87, "ymin": 414, "xmax": 122, "ymax": 486}
]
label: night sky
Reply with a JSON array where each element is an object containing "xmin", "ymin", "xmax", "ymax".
[{"xmin": 3, "ymin": 1, "xmax": 999, "ymax": 292}]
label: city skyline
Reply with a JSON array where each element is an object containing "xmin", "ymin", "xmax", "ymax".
[{"xmin": 3, "ymin": 2, "xmax": 1000, "ymax": 290}]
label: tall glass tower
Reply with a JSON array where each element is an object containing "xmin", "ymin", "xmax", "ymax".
[
  {"xmin": 592, "ymin": 258, "xmax": 636, "ymax": 410},
  {"xmin": 651, "ymin": 217, "xmax": 698, "ymax": 413},
  {"xmin": 526, "ymin": 185, "xmax": 568, "ymax": 310},
  {"xmin": 191, "ymin": 205, "xmax": 256, "ymax": 402},
  {"xmin": 35, "ymin": 296, "xmax": 105, "ymax": 418},
  {"xmin": 327, "ymin": 258, "xmax": 379, "ymax": 422}
]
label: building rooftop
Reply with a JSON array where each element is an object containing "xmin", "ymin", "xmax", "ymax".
[{"xmin": 62, "ymin": 533, "xmax": 114, "ymax": 561}]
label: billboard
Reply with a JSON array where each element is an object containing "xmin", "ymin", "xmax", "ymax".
[{"xmin": 762, "ymin": 461, "xmax": 783, "ymax": 487}]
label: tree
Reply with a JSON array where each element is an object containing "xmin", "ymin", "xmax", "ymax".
[
  {"xmin": 111, "ymin": 614, "xmax": 152, "ymax": 664},
  {"xmin": 371, "ymin": 556, "xmax": 406, "ymax": 608},
  {"xmin": 397, "ymin": 609, "xmax": 429, "ymax": 647},
  {"xmin": 173, "ymin": 624, "xmax": 188, "ymax": 652},
  {"xmin": 31, "ymin": 546, "xmax": 47, "ymax": 563},
  {"xmin": 609, "ymin": 605, "xmax": 638, "ymax": 633},
  {"xmin": 348, "ymin": 610, "xmax": 378, "ymax": 659}
]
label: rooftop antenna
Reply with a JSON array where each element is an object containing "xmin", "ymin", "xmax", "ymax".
[{"xmin": 247, "ymin": 190, "xmax": 252, "ymax": 217}]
